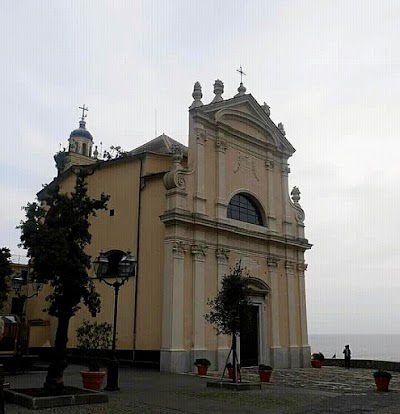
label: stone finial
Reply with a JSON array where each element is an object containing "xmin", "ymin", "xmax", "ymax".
[
  {"xmin": 262, "ymin": 102, "xmax": 271, "ymax": 116},
  {"xmin": 211, "ymin": 79, "xmax": 224, "ymax": 103},
  {"xmin": 235, "ymin": 82, "xmax": 246, "ymax": 97},
  {"xmin": 291, "ymin": 186, "xmax": 301, "ymax": 205},
  {"xmin": 278, "ymin": 122, "xmax": 286, "ymax": 136},
  {"xmin": 190, "ymin": 81, "xmax": 203, "ymax": 109},
  {"xmin": 93, "ymin": 145, "xmax": 99, "ymax": 159},
  {"xmin": 171, "ymin": 144, "xmax": 183, "ymax": 164}
]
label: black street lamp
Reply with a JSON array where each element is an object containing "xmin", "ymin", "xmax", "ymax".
[
  {"xmin": 12, "ymin": 273, "xmax": 43, "ymax": 317},
  {"xmin": 93, "ymin": 250, "xmax": 136, "ymax": 391}
]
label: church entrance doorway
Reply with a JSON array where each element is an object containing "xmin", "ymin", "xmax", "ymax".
[{"xmin": 240, "ymin": 305, "xmax": 259, "ymax": 367}]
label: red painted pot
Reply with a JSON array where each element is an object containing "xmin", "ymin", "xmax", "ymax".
[
  {"xmin": 375, "ymin": 377, "xmax": 390, "ymax": 392},
  {"xmin": 80, "ymin": 371, "xmax": 106, "ymax": 391},
  {"xmin": 259, "ymin": 370, "xmax": 272, "ymax": 382},
  {"xmin": 227, "ymin": 367, "xmax": 241, "ymax": 380},
  {"xmin": 196, "ymin": 365, "xmax": 208, "ymax": 376},
  {"xmin": 311, "ymin": 360, "xmax": 321, "ymax": 368}
]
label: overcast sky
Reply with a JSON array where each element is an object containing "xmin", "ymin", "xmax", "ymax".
[{"xmin": 1, "ymin": 1, "xmax": 399, "ymax": 334}]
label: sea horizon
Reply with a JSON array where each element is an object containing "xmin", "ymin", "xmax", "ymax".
[{"xmin": 309, "ymin": 333, "xmax": 400, "ymax": 362}]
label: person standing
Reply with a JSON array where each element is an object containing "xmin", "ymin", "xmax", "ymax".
[{"xmin": 343, "ymin": 344, "xmax": 351, "ymax": 369}]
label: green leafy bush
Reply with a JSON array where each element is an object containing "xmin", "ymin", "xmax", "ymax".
[
  {"xmin": 259, "ymin": 364, "xmax": 273, "ymax": 371},
  {"xmin": 194, "ymin": 358, "xmax": 211, "ymax": 367},
  {"xmin": 312, "ymin": 352, "xmax": 324, "ymax": 361},
  {"xmin": 76, "ymin": 320, "xmax": 112, "ymax": 371},
  {"xmin": 373, "ymin": 370, "xmax": 392, "ymax": 380}
]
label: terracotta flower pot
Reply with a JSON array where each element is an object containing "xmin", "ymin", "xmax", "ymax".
[
  {"xmin": 375, "ymin": 376, "xmax": 390, "ymax": 392},
  {"xmin": 259, "ymin": 370, "xmax": 272, "ymax": 382},
  {"xmin": 196, "ymin": 365, "xmax": 208, "ymax": 376},
  {"xmin": 227, "ymin": 366, "xmax": 241, "ymax": 380},
  {"xmin": 311, "ymin": 360, "xmax": 321, "ymax": 368},
  {"xmin": 80, "ymin": 371, "xmax": 106, "ymax": 391}
]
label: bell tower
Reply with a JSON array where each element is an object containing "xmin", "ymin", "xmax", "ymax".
[{"xmin": 54, "ymin": 105, "xmax": 98, "ymax": 175}]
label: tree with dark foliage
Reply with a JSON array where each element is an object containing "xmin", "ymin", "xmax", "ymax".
[
  {"xmin": 19, "ymin": 171, "xmax": 109, "ymax": 392},
  {"xmin": 0, "ymin": 247, "xmax": 12, "ymax": 311},
  {"xmin": 205, "ymin": 261, "xmax": 251, "ymax": 382}
]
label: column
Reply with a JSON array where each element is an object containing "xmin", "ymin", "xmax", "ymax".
[
  {"xmin": 191, "ymin": 244, "xmax": 207, "ymax": 355},
  {"xmin": 160, "ymin": 241, "xmax": 187, "ymax": 373}
]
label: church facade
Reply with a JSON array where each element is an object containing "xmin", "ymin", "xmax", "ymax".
[{"xmin": 30, "ymin": 79, "xmax": 312, "ymax": 372}]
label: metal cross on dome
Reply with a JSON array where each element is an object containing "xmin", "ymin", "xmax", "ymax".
[
  {"xmin": 237, "ymin": 66, "xmax": 246, "ymax": 83},
  {"xmin": 79, "ymin": 104, "xmax": 89, "ymax": 121}
]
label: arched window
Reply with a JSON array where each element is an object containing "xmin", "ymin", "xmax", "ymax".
[
  {"xmin": 82, "ymin": 143, "xmax": 87, "ymax": 156},
  {"xmin": 227, "ymin": 193, "xmax": 263, "ymax": 225}
]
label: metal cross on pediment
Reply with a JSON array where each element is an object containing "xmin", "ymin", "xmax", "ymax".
[
  {"xmin": 237, "ymin": 65, "xmax": 246, "ymax": 83},
  {"xmin": 79, "ymin": 104, "xmax": 89, "ymax": 120}
]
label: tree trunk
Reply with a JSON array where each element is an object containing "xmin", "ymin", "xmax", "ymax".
[
  {"xmin": 232, "ymin": 334, "xmax": 238, "ymax": 383},
  {"xmin": 44, "ymin": 314, "xmax": 70, "ymax": 392}
]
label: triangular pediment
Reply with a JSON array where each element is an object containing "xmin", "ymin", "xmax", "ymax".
[{"xmin": 193, "ymin": 94, "xmax": 295, "ymax": 155}]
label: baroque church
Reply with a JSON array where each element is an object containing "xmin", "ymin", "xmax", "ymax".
[{"xmin": 28, "ymin": 78, "xmax": 312, "ymax": 372}]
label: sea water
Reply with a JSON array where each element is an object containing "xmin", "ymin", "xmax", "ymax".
[{"xmin": 309, "ymin": 334, "xmax": 400, "ymax": 362}]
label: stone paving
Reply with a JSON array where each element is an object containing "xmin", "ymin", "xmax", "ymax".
[
  {"xmin": 2, "ymin": 364, "xmax": 400, "ymax": 413},
  {"xmin": 238, "ymin": 366, "xmax": 400, "ymax": 394}
]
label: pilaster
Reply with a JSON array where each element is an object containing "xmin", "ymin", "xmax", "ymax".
[
  {"xmin": 281, "ymin": 162, "xmax": 293, "ymax": 236},
  {"xmin": 191, "ymin": 243, "xmax": 207, "ymax": 353},
  {"xmin": 194, "ymin": 124, "xmax": 207, "ymax": 215},
  {"xmin": 160, "ymin": 240, "xmax": 187, "ymax": 372},
  {"xmin": 265, "ymin": 154, "xmax": 277, "ymax": 232},
  {"xmin": 215, "ymin": 131, "xmax": 228, "ymax": 219},
  {"xmin": 285, "ymin": 260, "xmax": 299, "ymax": 367},
  {"xmin": 215, "ymin": 248, "xmax": 230, "ymax": 370},
  {"xmin": 267, "ymin": 255, "xmax": 281, "ymax": 364}
]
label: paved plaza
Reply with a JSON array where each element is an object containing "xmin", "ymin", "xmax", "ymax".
[{"xmin": 3, "ymin": 364, "xmax": 400, "ymax": 413}]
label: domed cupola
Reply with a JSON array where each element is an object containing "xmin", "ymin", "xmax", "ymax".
[{"xmin": 68, "ymin": 104, "xmax": 94, "ymax": 157}]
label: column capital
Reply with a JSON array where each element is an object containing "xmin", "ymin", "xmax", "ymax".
[
  {"xmin": 215, "ymin": 138, "xmax": 227, "ymax": 153},
  {"xmin": 267, "ymin": 256, "xmax": 280, "ymax": 267},
  {"xmin": 265, "ymin": 159, "xmax": 275, "ymax": 171},
  {"xmin": 195, "ymin": 125, "xmax": 207, "ymax": 145},
  {"xmin": 297, "ymin": 262, "xmax": 308, "ymax": 272},
  {"xmin": 172, "ymin": 241, "xmax": 188, "ymax": 258},
  {"xmin": 281, "ymin": 163, "xmax": 291, "ymax": 176},
  {"xmin": 285, "ymin": 260, "xmax": 295, "ymax": 272},
  {"xmin": 216, "ymin": 248, "xmax": 230, "ymax": 264},
  {"xmin": 191, "ymin": 244, "xmax": 208, "ymax": 261}
]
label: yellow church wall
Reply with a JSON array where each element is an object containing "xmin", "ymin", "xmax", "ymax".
[{"xmin": 134, "ymin": 175, "xmax": 168, "ymax": 350}]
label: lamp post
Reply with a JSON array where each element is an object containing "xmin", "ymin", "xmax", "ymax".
[
  {"xmin": 93, "ymin": 250, "xmax": 136, "ymax": 391},
  {"xmin": 12, "ymin": 274, "xmax": 43, "ymax": 317}
]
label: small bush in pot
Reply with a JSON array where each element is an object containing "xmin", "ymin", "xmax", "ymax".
[
  {"xmin": 373, "ymin": 370, "xmax": 392, "ymax": 392},
  {"xmin": 258, "ymin": 364, "xmax": 273, "ymax": 382},
  {"xmin": 76, "ymin": 320, "xmax": 112, "ymax": 390},
  {"xmin": 194, "ymin": 358, "xmax": 211, "ymax": 375},
  {"xmin": 311, "ymin": 352, "xmax": 324, "ymax": 368}
]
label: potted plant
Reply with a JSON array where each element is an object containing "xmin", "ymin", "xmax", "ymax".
[
  {"xmin": 76, "ymin": 320, "xmax": 112, "ymax": 390},
  {"xmin": 226, "ymin": 362, "xmax": 241, "ymax": 380},
  {"xmin": 311, "ymin": 352, "xmax": 324, "ymax": 368},
  {"xmin": 194, "ymin": 358, "xmax": 211, "ymax": 376},
  {"xmin": 258, "ymin": 364, "xmax": 273, "ymax": 382},
  {"xmin": 373, "ymin": 370, "xmax": 392, "ymax": 392}
]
